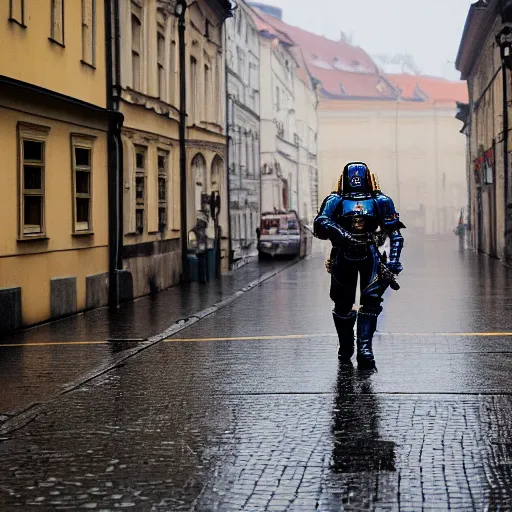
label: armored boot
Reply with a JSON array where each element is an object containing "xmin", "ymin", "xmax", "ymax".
[
  {"xmin": 356, "ymin": 311, "xmax": 378, "ymax": 369},
  {"xmin": 333, "ymin": 310, "xmax": 357, "ymax": 362}
]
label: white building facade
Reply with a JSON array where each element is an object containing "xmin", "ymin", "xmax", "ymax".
[
  {"xmin": 252, "ymin": 7, "xmax": 318, "ymax": 224},
  {"xmin": 257, "ymin": 27, "xmax": 298, "ymax": 216},
  {"xmin": 294, "ymin": 62, "xmax": 319, "ymax": 223},
  {"xmin": 225, "ymin": 1, "xmax": 261, "ymax": 262}
]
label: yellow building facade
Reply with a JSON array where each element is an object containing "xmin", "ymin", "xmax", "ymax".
[
  {"xmin": 117, "ymin": 0, "xmax": 230, "ymax": 299},
  {"xmin": 0, "ymin": 0, "xmax": 109, "ymax": 330}
]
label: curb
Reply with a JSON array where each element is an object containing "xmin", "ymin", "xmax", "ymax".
[{"xmin": 0, "ymin": 258, "xmax": 300, "ymax": 436}]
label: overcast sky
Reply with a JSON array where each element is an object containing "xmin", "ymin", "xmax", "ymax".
[{"xmin": 260, "ymin": 0, "xmax": 474, "ymax": 81}]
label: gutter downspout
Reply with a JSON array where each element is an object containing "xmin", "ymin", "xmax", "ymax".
[
  {"xmin": 114, "ymin": 0, "xmax": 123, "ymax": 273},
  {"xmin": 178, "ymin": 5, "xmax": 189, "ymax": 282},
  {"xmin": 225, "ymin": 29, "xmax": 233, "ymax": 268},
  {"xmin": 106, "ymin": 0, "xmax": 122, "ymax": 310},
  {"xmin": 503, "ymin": 62, "xmax": 510, "ymax": 261}
]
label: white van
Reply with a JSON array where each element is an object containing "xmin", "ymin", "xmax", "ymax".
[{"xmin": 258, "ymin": 212, "xmax": 301, "ymax": 259}]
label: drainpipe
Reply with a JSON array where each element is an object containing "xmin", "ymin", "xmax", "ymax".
[
  {"xmin": 105, "ymin": 0, "xmax": 123, "ymax": 310},
  {"xmin": 225, "ymin": 28, "xmax": 233, "ymax": 268},
  {"xmin": 177, "ymin": 1, "xmax": 189, "ymax": 281},
  {"xmin": 503, "ymin": 62, "xmax": 510, "ymax": 261},
  {"xmin": 114, "ymin": 0, "xmax": 123, "ymax": 272}
]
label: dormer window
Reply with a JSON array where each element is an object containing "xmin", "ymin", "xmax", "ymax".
[{"xmin": 376, "ymin": 82, "xmax": 388, "ymax": 95}]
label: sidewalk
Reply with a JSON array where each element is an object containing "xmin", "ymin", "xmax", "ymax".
[{"xmin": 0, "ymin": 259, "xmax": 292, "ymax": 420}]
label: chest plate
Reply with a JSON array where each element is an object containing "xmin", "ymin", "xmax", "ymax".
[{"xmin": 337, "ymin": 198, "xmax": 380, "ymax": 234}]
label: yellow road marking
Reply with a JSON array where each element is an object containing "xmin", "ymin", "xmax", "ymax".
[
  {"xmin": 165, "ymin": 334, "xmax": 313, "ymax": 342},
  {"xmin": 1, "ymin": 332, "xmax": 512, "ymax": 348},
  {"xmin": 166, "ymin": 332, "xmax": 512, "ymax": 342}
]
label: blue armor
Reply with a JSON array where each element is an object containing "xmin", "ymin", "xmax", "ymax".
[{"xmin": 314, "ymin": 163, "xmax": 405, "ymax": 369}]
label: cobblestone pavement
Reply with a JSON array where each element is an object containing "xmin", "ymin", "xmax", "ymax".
[
  {"xmin": 1, "ymin": 238, "xmax": 512, "ymax": 511},
  {"xmin": 0, "ymin": 259, "xmax": 289, "ymax": 415}
]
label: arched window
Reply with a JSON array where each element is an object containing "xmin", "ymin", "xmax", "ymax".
[{"xmin": 191, "ymin": 153, "xmax": 207, "ymax": 214}]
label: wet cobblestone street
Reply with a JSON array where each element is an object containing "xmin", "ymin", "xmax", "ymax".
[{"xmin": 1, "ymin": 237, "xmax": 512, "ymax": 511}]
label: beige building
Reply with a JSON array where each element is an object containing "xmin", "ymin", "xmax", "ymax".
[
  {"xmin": 0, "ymin": 0, "xmax": 110, "ymax": 330},
  {"xmin": 456, "ymin": 0, "xmax": 512, "ymax": 262},
  {"xmin": 117, "ymin": 0, "xmax": 231, "ymax": 298},
  {"xmin": 319, "ymin": 89, "xmax": 468, "ymax": 235}
]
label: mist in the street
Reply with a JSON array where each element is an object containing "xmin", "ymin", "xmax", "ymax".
[{"xmin": 1, "ymin": 0, "xmax": 511, "ymax": 511}]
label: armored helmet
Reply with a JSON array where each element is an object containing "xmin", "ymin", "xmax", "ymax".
[{"xmin": 337, "ymin": 162, "xmax": 374, "ymax": 195}]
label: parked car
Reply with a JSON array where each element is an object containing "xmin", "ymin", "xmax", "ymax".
[{"xmin": 258, "ymin": 211, "xmax": 301, "ymax": 259}]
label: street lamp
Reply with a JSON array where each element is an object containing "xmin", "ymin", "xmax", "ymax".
[
  {"xmin": 497, "ymin": 26, "xmax": 512, "ymax": 70},
  {"xmin": 175, "ymin": 0, "xmax": 189, "ymax": 281},
  {"xmin": 174, "ymin": 0, "xmax": 185, "ymax": 16}
]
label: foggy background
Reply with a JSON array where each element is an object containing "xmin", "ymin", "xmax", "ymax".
[{"xmin": 259, "ymin": 0, "xmax": 473, "ymax": 80}]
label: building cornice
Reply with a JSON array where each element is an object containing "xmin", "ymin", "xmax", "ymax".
[
  {"xmin": 187, "ymin": 139, "xmax": 227, "ymax": 154},
  {"xmin": 0, "ymin": 75, "xmax": 108, "ymax": 114},
  {"xmin": 456, "ymin": 0, "xmax": 500, "ymax": 79},
  {"xmin": 230, "ymin": 96, "xmax": 260, "ymax": 120}
]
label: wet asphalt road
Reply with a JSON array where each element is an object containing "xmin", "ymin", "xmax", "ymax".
[{"xmin": 1, "ymin": 236, "xmax": 512, "ymax": 511}]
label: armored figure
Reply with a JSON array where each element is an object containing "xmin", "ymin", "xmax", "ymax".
[{"xmin": 313, "ymin": 162, "xmax": 405, "ymax": 369}]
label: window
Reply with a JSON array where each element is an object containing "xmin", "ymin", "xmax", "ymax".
[
  {"xmin": 131, "ymin": 12, "xmax": 142, "ymax": 91},
  {"xmin": 237, "ymin": 48, "xmax": 243, "ymax": 78},
  {"xmin": 82, "ymin": 0, "xmax": 95, "ymax": 66},
  {"xmin": 169, "ymin": 41, "xmax": 176, "ymax": 104},
  {"xmin": 190, "ymin": 57, "xmax": 198, "ymax": 123},
  {"xmin": 157, "ymin": 30, "xmax": 166, "ymax": 100},
  {"xmin": 204, "ymin": 64, "xmax": 211, "ymax": 122},
  {"xmin": 158, "ymin": 152, "xmax": 168, "ymax": 233},
  {"xmin": 215, "ymin": 53, "xmax": 222, "ymax": 122},
  {"xmin": 245, "ymin": 135, "xmax": 250, "ymax": 176},
  {"xmin": 71, "ymin": 136, "xmax": 95, "ymax": 232},
  {"xmin": 9, "ymin": 0, "xmax": 25, "ymax": 26},
  {"xmin": 18, "ymin": 124, "xmax": 50, "ymax": 238},
  {"xmin": 49, "ymin": 0, "xmax": 64, "ymax": 46},
  {"xmin": 253, "ymin": 137, "xmax": 258, "ymax": 177},
  {"xmin": 276, "ymin": 87, "xmax": 281, "ymax": 110},
  {"xmin": 135, "ymin": 147, "xmax": 146, "ymax": 234}
]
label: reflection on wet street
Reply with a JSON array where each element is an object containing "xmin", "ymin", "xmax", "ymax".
[{"xmin": 1, "ymin": 237, "xmax": 512, "ymax": 510}]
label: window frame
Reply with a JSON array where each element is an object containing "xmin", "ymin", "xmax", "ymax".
[
  {"xmin": 71, "ymin": 134, "xmax": 95, "ymax": 235},
  {"xmin": 190, "ymin": 56, "xmax": 198, "ymax": 123},
  {"xmin": 50, "ymin": 0, "xmax": 65, "ymax": 47},
  {"xmin": 81, "ymin": 0, "xmax": 96, "ymax": 68},
  {"xmin": 134, "ymin": 146, "xmax": 147, "ymax": 235},
  {"xmin": 9, "ymin": 0, "xmax": 25, "ymax": 28},
  {"xmin": 169, "ymin": 40, "xmax": 177, "ymax": 105},
  {"xmin": 204, "ymin": 63, "xmax": 211, "ymax": 123},
  {"xmin": 131, "ymin": 6, "xmax": 143, "ymax": 91},
  {"xmin": 157, "ymin": 150, "xmax": 169, "ymax": 234},
  {"xmin": 18, "ymin": 123, "xmax": 51, "ymax": 241},
  {"xmin": 157, "ymin": 28, "xmax": 166, "ymax": 101}
]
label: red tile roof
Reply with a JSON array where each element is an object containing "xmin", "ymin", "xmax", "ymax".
[
  {"xmin": 387, "ymin": 74, "xmax": 469, "ymax": 104},
  {"xmin": 252, "ymin": 9, "xmax": 376, "ymax": 74},
  {"xmin": 250, "ymin": 7, "xmax": 468, "ymax": 104},
  {"xmin": 250, "ymin": 8, "xmax": 295, "ymax": 46},
  {"xmin": 311, "ymin": 67, "xmax": 397, "ymax": 99}
]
